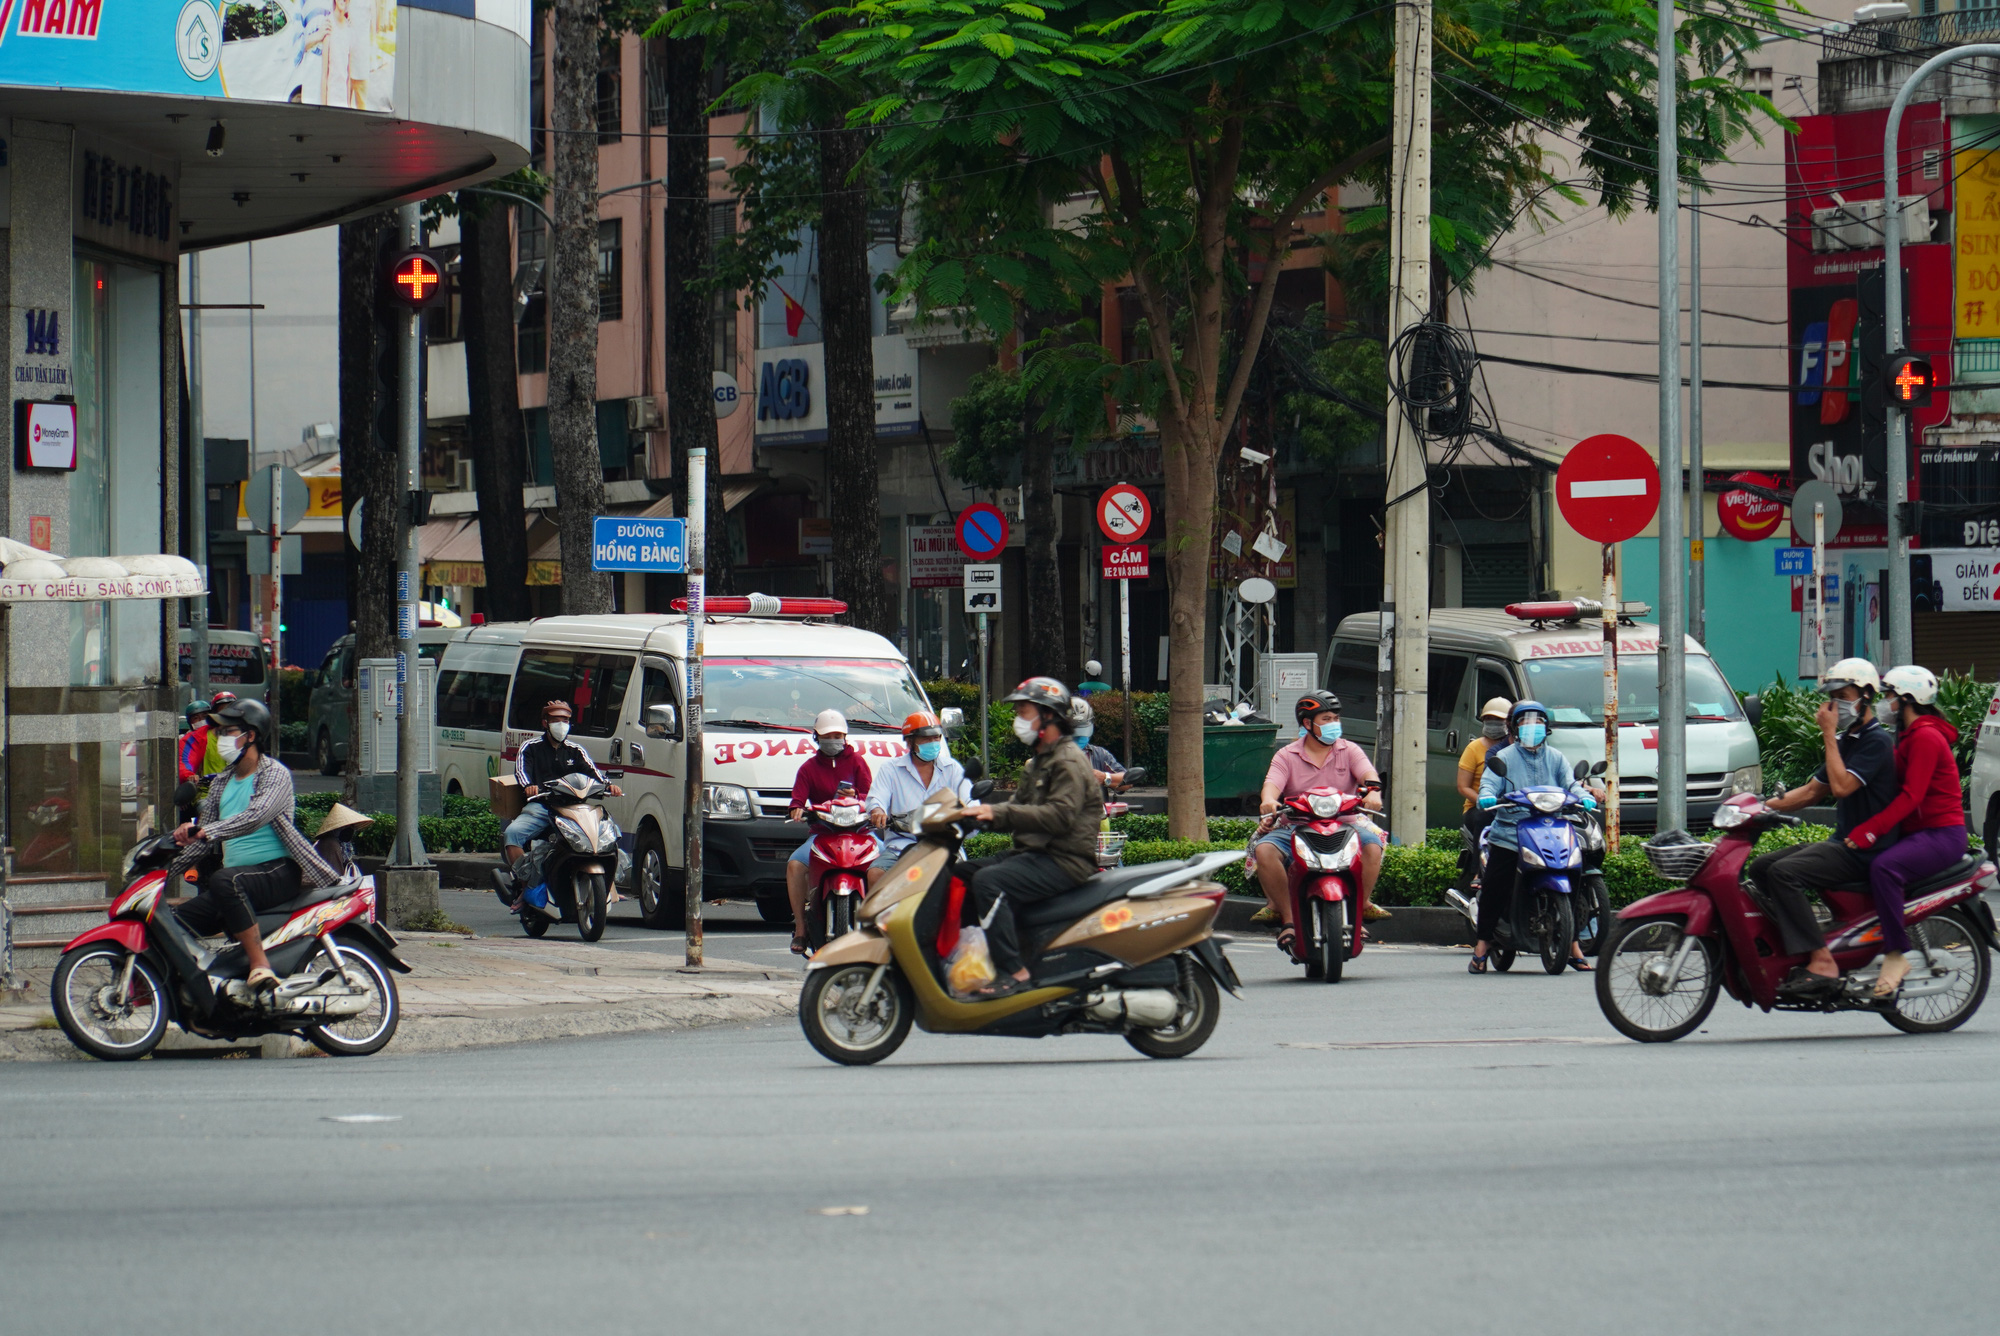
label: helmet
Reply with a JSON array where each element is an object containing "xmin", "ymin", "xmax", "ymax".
[
  {"xmin": 814, "ymin": 708, "xmax": 849, "ymax": 735},
  {"xmin": 212, "ymin": 697, "xmax": 273, "ymax": 755},
  {"xmin": 1084, "ymin": 659, "xmax": 1103, "ymax": 678},
  {"xmin": 184, "ymin": 699, "xmax": 211, "ymax": 723},
  {"xmin": 542, "ymin": 699, "xmax": 573, "ymax": 721},
  {"xmin": 1822, "ymin": 658, "xmax": 1882, "ymax": 696},
  {"xmin": 1003, "ymin": 676, "xmax": 1073, "ymax": 725},
  {"xmin": 1508, "ymin": 700, "xmax": 1550, "ymax": 732},
  {"xmin": 1881, "ymin": 665, "xmax": 1940, "ymax": 706},
  {"xmin": 901, "ymin": 711, "xmax": 943, "ymax": 740},
  {"xmin": 1069, "ymin": 697, "xmax": 1095, "ymax": 728},
  {"xmin": 1294, "ymin": 690, "xmax": 1342, "ymax": 725},
  {"xmin": 1478, "ymin": 696, "xmax": 1512, "ymax": 721},
  {"xmin": 206, "ymin": 689, "xmax": 239, "ymax": 716}
]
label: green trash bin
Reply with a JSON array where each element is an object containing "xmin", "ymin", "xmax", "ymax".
[{"xmin": 1158, "ymin": 722, "xmax": 1280, "ymax": 800}]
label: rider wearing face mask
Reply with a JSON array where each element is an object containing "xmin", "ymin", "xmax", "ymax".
[
  {"xmin": 1471, "ymin": 700, "xmax": 1600, "ymax": 974},
  {"xmin": 1250, "ymin": 691, "xmax": 1388, "ymax": 953},
  {"xmin": 1069, "ymin": 697, "xmax": 1130, "ymax": 791},
  {"xmin": 864, "ymin": 712, "xmax": 972, "ymax": 888},
  {"xmin": 501, "ymin": 700, "xmax": 621, "ymax": 891},
  {"xmin": 1454, "ymin": 697, "xmax": 1514, "ymax": 889},
  {"xmin": 1750, "ymin": 659, "xmax": 1900, "ymax": 995},
  {"xmin": 784, "ymin": 709, "xmax": 876, "ymax": 952}
]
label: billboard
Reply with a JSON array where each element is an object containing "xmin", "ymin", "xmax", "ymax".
[{"xmin": 0, "ymin": 0, "xmax": 397, "ymax": 112}]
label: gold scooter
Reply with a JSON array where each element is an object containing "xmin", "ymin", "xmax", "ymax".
[{"xmin": 799, "ymin": 790, "xmax": 1243, "ymax": 1064}]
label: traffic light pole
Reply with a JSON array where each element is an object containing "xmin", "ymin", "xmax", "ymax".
[
  {"xmin": 1883, "ymin": 45, "xmax": 2000, "ymax": 667},
  {"xmin": 394, "ymin": 202, "xmax": 429, "ymax": 868},
  {"xmin": 1654, "ymin": 0, "xmax": 1687, "ymax": 836},
  {"xmin": 187, "ymin": 252, "xmax": 211, "ymax": 705}
]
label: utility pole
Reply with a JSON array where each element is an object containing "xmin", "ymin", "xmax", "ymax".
[
  {"xmin": 1688, "ymin": 188, "xmax": 1705, "ymax": 647},
  {"xmin": 684, "ymin": 448, "xmax": 707, "ymax": 968},
  {"xmin": 188, "ymin": 253, "xmax": 210, "ymax": 704},
  {"xmin": 1381, "ymin": 0, "xmax": 1433, "ymax": 844},
  {"xmin": 1654, "ymin": 0, "xmax": 1688, "ymax": 835},
  {"xmin": 393, "ymin": 202, "xmax": 429, "ymax": 869}
]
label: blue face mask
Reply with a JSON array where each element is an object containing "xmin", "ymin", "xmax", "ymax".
[
  {"xmin": 1075, "ymin": 726, "xmax": 1093, "ymax": 744},
  {"xmin": 914, "ymin": 740, "xmax": 942, "ymax": 763},
  {"xmin": 1517, "ymin": 722, "xmax": 1547, "ymax": 748},
  {"xmin": 1302, "ymin": 721, "xmax": 1342, "ymax": 744}
]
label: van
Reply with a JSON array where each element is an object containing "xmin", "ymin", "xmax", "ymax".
[
  {"xmin": 304, "ymin": 627, "xmax": 464, "ymax": 775},
  {"xmin": 176, "ymin": 629, "xmax": 270, "ymax": 709},
  {"xmin": 1327, "ymin": 604, "xmax": 1762, "ymax": 830},
  {"xmin": 432, "ymin": 623, "xmax": 530, "ymax": 796},
  {"xmin": 501, "ymin": 603, "xmax": 946, "ymax": 927},
  {"xmin": 1966, "ymin": 685, "xmax": 2000, "ymax": 853}
]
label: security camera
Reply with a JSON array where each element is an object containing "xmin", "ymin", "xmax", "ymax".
[{"xmin": 1238, "ymin": 446, "xmax": 1271, "ymax": 467}]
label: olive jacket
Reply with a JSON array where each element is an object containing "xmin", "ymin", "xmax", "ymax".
[{"xmin": 987, "ymin": 738, "xmax": 1104, "ymax": 883}]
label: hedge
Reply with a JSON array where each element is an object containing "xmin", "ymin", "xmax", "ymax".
[
  {"xmin": 923, "ymin": 680, "xmax": 1172, "ymax": 781},
  {"xmin": 292, "ymin": 789, "xmax": 505, "ymax": 855}
]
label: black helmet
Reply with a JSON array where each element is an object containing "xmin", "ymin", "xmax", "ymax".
[
  {"xmin": 212, "ymin": 697, "xmax": 273, "ymax": 756},
  {"xmin": 1294, "ymin": 690, "xmax": 1342, "ymax": 725},
  {"xmin": 1003, "ymin": 676, "xmax": 1074, "ymax": 730}
]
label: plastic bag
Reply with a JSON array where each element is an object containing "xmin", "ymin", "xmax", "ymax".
[
  {"xmin": 521, "ymin": 881, "xmax": 552, "ymax": 914},
  {"xmin": 944, "ymin": 925, "xmax": 997, "ymax": 998},
  {"xmin": 613, "ymin": 843, "xmax": 634, "ymax": 890}
]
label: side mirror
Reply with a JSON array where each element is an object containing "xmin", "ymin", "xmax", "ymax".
[
  {"xmin": 1122, "ymin": 766, "xmax": 1148, "ymax": 787},
  {"xmin": 1574, "ymin": 759, "xmax": 1591, "ymax": 782},
  {"xmin": 1486, "ymin": 756, "xmax": 1509, "ymax": 779},
  {"xmin": 646, "ymin": 703, "xmax": 678, "ymax": 738},
  {"xmin": 963, "ymin": 756, "xmax": 985, "ymax": 782},
  {"xmin": 1591, "ymin": 760, "xmax": 1608, "ymax": 777},
  {"xmin": 940, "ymin": 706, "xmax": 965, "ymax": 730},
  {"xmin": 1743, "ymin": 694, "xmax": 1763, "ymax": 728},
  {"xmin": 970, "ymin": 779, "xmax": 996, "ymax": 801}
]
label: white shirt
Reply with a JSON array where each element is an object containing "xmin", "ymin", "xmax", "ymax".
[{"xmin": 866, "ymin": 747, "xmax": 971, "ymax": 859}]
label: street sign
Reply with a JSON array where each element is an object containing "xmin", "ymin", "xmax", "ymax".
[
  {"xmin": 712, "ymin": 371, "xmax": 741, "ymax": 419},
  {"xmin": 964, "ymin": 563, "xmax": 1002, "ymax": 611},
  {"xmin": 1102, "ymin": 543, "xmax": 1149, "ymax": 580},
  {"xmin": 1717, "ymin": 472, "xmax": 1785, "ymax": 542},
  {"xmin": 244, "ymin": 466, "xmax": 310, "ymax": 534},
  {"xmin": 1556, "ymin": 434, "xmax": 1660, "ymax": 543},
  {"xmin": 1791, "ymin": 479, "xmax": 1845, "ymax": 542},
  {"xmin": 1775, "ymin": 546, "xmax": 1812, "ymax": 576},
  {"xmin": 1097, "ymin": 483, "xmax": 1151, "ymax": 541},
  {"xmin": 590, "ymin": 515, "xmax": 687, "ymax": 572},
  {"xmin": 909, "ymin": 523, "xmax": 966, "ymax": 588},
  {"xmin": 956, "ymin": 503, "xmax": 1009, "ymax": 559}
]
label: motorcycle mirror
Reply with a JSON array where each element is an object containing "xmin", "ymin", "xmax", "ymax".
[
  {"xmin": 962, "ymin": 756, "xmax": 985, "ymax": 782},
  {"xmin": 1122, "ymin": 766, "xmax": 1147, "ymax": 787},
  {"xmin": 1485, "ymin": 756, "xmax": 1508, "ymax": 779},
  {"xmin": 173, "ymin": 781, "xmax": 196, "ymax": 807},
  {"xmin": 970, "ymin": 778, "xmax": 995, "ymax": 801},
  {"xmin": 1591, "ymin": 760, "xmax": 1608, "ymax": 777},
  {"xmin": 1574, "ymin": 760, "xmax": 1591, "ymax": 781},
  {"xmin": 940, "ymin": 706, "xmax": 966, "ymax": 731}
]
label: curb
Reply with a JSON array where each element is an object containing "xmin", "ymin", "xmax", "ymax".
[
  {"xmin": 357, "ymin": 852, "xmax": 498, "ymax": 890},
  {"xmin": 1216, "ymin": 896, "xmax": 1472, "ymax": 946}
]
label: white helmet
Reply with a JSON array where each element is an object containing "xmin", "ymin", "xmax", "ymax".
[
  {"xmin": 1881, "ymin": 665, "xmax": 1940, "ymax": 706},
  {"xmin": 813, "ymin": 709, "xmax": 849, "ymax": 735},
  {"xmin": 1084, "ymin": 659, "xmax": 1103, "ymax": 678},
  {"xmin": 1822, "ymin": 658, "xmax": 1882, "ymax": 696}
]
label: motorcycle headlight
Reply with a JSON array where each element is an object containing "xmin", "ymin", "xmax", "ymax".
[
  {"xmin": 703, "ymin": 784, "xmax": 753, "ymax": 821},
  {"xmin": 826, "ymin": 804, "xmax": 865, "ymax": 828},
  {"xmin": 1529, "ymin": 791, "xmax": 1566, "ymax": 813},
  {"xmin": 1307, "ymin": 793, "xmax": 1342, "ymax": 819},
  {"xmin": 1518, "ymin": 843, "xmax": 1547, "ymax": 868},
  {"xmin": 1724, "ymin": 765, "xmax": 1763, "ymax": 797},
  {"xmin": 555, "ymin": 816, "xmax": 588, "ymax": 847}
]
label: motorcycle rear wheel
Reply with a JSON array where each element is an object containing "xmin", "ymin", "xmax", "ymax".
[
  {"xmin": 1535, "ymin": 893, "xmax": 1575, "ymax": 976},
  {"xmin": 1126, "ymin": 960, "xmax": 1221, "ymax": 1058},
  {"xmin": 1597, "ymin": 915, "xmax": 1720, "ymax": 1042},
  {"xmin": 1884, "ymin": 908, "xmax": 1991, "ymax": 1034},
  {"xmin": 576, "ymin": 873, "xmax": 609, "ymax": 942},
  {"xmin": 1312, "ymin": 899, "xmax": 1345, "ymax": 984},
  {"xmin": 52, "ymin": 947, "xmax": 168, "ymax": 1061},
  {"xmin": 1574, "ymin": 874, "xmax": 1610, "ymax": 956},
  {"xmin": 301, "ymin": 940, "xmax": 401, "ymax": 1057},
  {"xmin": 521, "ymin": 910, "xmax": 550, "ymax": 937},
  {"xmin": 800, "ymin": 963, "xmax": 914, "ymax": 1065}
]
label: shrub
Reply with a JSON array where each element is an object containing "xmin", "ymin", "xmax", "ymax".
[
  {"xmin": 922, "ymin": 679, "xmax": 982, "ymax": 710},
  {"xmin": 276, "ymin": 666, "xmax": 312, "ymax": 725},
  {"xmin": 277, "ymin": 720, "xmax": 310, "ymax": 753}
]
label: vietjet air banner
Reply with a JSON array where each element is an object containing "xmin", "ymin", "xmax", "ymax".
[{"xmin": 0, "ymin": 0, "xmax": 396, "ymax": 112}]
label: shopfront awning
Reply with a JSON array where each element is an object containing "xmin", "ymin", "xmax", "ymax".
[{"xmin": 0, "ymin": 539, "xmax": 204, "ymax": 603}]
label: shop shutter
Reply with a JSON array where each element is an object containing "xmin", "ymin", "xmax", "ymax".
[{"xmin": 1461, "ymin": 543, "xmax": 1532, "ymax": 608}]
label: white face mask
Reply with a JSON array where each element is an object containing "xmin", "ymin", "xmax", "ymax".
[
  {"xmin": 1012, "ymin": 716, "xmax": 1040, "ymax": 746},
  {"xmin": 547, "ymin": 720, "xmax": 571, "ymax": 743},
  {"xmin": 215, "ymin": 733, "xmax": 245, "ymax": 764}
]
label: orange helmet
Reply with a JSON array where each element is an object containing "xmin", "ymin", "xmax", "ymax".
[{"xmin": 901, "ymin": 711, "xmax": 943, "ymax": 740}]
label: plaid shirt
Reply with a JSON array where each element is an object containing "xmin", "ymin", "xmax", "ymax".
[{"xmin": 169, "ymin": 756, "xmax": 339, "ymax": 887}]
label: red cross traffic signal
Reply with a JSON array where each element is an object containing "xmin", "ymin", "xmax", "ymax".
[
  {"xmin": 387, "ymin": 250, "xmax": 444, "ymax": 309},
  {"xmin": 1884, "ymin": 354, "xmax": 1935, "ymax": 408}
]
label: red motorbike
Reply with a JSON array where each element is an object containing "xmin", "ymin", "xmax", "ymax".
[
  {"xmin": 49, "ymin": 830, "xmax": 410, "ymax": 1061},
  {"xmin": 800, "ymin": 784, "xmax": 880, "ymax": 948},
  {"xmin": 1271, "ymin": 782, "xmax": 1381, "ymax": 983},
  {"xmin": 1598, "ymin": 793, "xmax": 2000, "ymax": 1042}
]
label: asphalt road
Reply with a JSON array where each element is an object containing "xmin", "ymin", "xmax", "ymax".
[{"xmin": 5, "ymin": 936, "xmax": 1995, "ymax": 1334}]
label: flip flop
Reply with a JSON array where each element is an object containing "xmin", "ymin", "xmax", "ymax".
[
  {"xmin": 1566, "ymin": 956, "xmax": 1594, "ymax": 972},
  {"xmin": 1468, "ymin": 953, "xmax": 1488, "ymax": 975},
  {"xmin": 790, "ymin": 934, "xmax": 809, "ymax": 956},
  {"xmin": 970, "ymin": 974, "xmax": 1031, "ymax": 1000}
]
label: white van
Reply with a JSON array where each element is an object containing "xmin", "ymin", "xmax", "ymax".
[
  {"xmin": 1328, "ymin": 603, "xmax": 1762, "ymax": 830},
  {"xmin": 433, "ymin": 623, "xmax": 531, "ymax": 797},
  {"xmin": 1965, "ymin": 685, "xmax": 2000, "ymax": 853},
  {"xmin": 500, "ymin": 603, "xmax": 946, "ymax": 927}
]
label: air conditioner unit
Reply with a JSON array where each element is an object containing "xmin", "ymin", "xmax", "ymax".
[
  {"xmin": 453, "ymin": 458, "xmax": 475, "ymax": 492},
  {"xmin": 627, "ymin": 396, "xmax": 664, "ymax": 432}
]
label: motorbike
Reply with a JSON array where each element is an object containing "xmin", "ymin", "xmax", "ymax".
[
  {"xmin": 1268, "ymin": 781, "xmax": 1381, "ymax": 983},
  {"xmin": 508, "ymin": 772, "xmax": 622, "ymax": 941},
  {"xmin": 1597, "ymin": 792, "xmax": 2000, "ymax": 1042},
  {"xmin": 1094, "ymin": 766, "xmax": 1147, "ymax": 871},
  {"xmin": 49, "ymin": 831, "xmax": 409, "ymax": 1061},
  {"xmin": 797, "ymin": 788, "xmax": 1243, "ymax": 1065},
  {"xmin": 1447, "ymin": 757, "xmax": 1608, "ymax": 974},
  {"xmin": 799, "ymin": 784, "xmax": 878, "ymax": 949}
]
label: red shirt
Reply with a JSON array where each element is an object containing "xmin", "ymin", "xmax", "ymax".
[
  {"xmin": 1850, "ymin": 714, "xmax": 1963, "ymax": 849},
  {"xmin": 790, "ymin": 748, "xmax": 874, "ymax": 809}
]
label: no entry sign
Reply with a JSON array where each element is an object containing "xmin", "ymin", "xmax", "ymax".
[
  {"xmin": 1097, "ymin": 483, "xmax": 1151, "ymax": 542},
  {"xmin": 956, "ymin": 503, "xmax": 1009, "ymax": 559},
  {"xmin": 1556, "ymin": 434, "xmax": 1660, "ymax": 544}
]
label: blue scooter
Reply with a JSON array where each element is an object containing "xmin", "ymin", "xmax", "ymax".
[{"xmin": 1447, "ymin": 756, "xmax": 1607, "ymax": 974}]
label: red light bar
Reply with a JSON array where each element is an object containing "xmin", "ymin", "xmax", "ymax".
[
  {"xmin": 1504, "ymin": 599, "xmax": 1600, "ymax": 623},
  {"xmin": 670, "ymin": 594, "xmax": 849, "ymax": 617}
]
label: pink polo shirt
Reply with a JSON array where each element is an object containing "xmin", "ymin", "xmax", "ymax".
[{"xmin": 1264, "ymin": 737, "xmax": 1378, "ymax": 799}]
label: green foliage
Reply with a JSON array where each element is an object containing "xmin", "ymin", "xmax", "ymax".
[
  {"xmin": 1934, "ymin": 670, "xmax": 1991, "ymax": 778},
  {"xmin": 277, "ymin": 721, "xmax": 309, "ymax": 753},
  {"xmin": 292, "ymin": 790, "xmax": 503, "ymax": 855},
  {"xmin": 1277, "ymin": 325, "xmax": 1387, "ymax": 466},
  {"xmin": 276, "ymin": 667, "xmax": 311, "ymax": 727},
  {"xmin": 1376, "ymin": 845, "xmax": 1459, "ymax": 908},
  {"xmin": 945, "ymin": 366, "xmax": 1026, "ymax": 491},
  {"xmin": 923, "ymin": 678, "xmax": 983, "ymax": 709},
  {"xmin": 1109, "ymin": 814, "xmax": 1257, "ymax": 841},
  {"xmin": 1747, "ymin": 676, "xmax": 1827, "ymax": 792}
]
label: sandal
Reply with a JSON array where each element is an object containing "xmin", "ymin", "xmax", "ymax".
[
  {"xmin": 1467, "ymin": 953, "xmax": 1488, "ymax": 975},
  {"xmin": 1566, "ymin": 956, "xmax": 1594, "ymax": 972},
  {"xmin": 790, "ymin": 933, "xmax": 809, "ymax": 956},
  {"xmin": 1275, "ymin": 925, "xmax": 1298, "ymax": 958},
  {"xmin": 970, "ymin": 974, "xmax": 1030, "ymax": 1000},
  {"xmin": 1363, "ymin": 903, "xmax": 1392, "ymax": 922}
]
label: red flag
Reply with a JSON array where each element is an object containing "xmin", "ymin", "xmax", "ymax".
[{"xmin": 777, "ymin": 283, "xmax": 806, "ymax": 339}]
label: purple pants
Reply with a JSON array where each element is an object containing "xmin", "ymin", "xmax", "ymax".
[{"xmin": 1865, "ymin": 824, "xmax": 1967, "ymax": 953}]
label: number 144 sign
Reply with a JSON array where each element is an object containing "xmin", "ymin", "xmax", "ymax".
[{"xmin": 1102, "ymin": 544, "xmax": 1149, "ymax": 579}]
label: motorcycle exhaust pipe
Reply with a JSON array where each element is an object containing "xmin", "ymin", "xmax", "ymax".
[{"xmin": 1083, "ymin": 988, "xmax": 1180, "ymax": 1028}]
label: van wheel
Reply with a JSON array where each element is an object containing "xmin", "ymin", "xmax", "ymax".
[
  {"xmin": 315, "ymin": 729, "xmax": 339, "ymax": 776},
  {"xmin": 635, "ymin": 828, "xmax": 681, "ymax": 928}
]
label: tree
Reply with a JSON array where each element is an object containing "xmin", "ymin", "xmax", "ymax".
[
  {"xmin": 549, "ymin": 0, "xmax": 613, "ymax": 614},
  {"xmin": 831, "ymin": 0, "xmax": 1780, "ymax": 837}
]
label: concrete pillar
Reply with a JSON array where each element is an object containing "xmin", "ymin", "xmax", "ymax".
[{"xmin": 379, "ymin": 865, "xmax": 441, "ymax": 931}]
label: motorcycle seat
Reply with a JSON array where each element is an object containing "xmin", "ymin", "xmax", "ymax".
[
  {"xmin": 1017, "ymin": 863, "xmax": 1171, "ymax": 929},
  {"xmin": 264, "ymin": 875, "xmax": 364, "ymax": 919},
  {"xmin": 1824, "ymin": 850, "xmax": 1983, "ymax": 898}
]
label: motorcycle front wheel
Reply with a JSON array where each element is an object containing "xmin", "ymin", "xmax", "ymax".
[
  {"xmin": 301, "ymin": 939, "xmax": 401, "ymax": 1057},
  {"xmin": 521, "ymin": 909, "xmax": 550, "ymax": 938},
  {"xmin": 829, "ymin": 893, "xmax": 855, "ymax": 941},
  {"xmin": 575, "ymin": 872, "xmax": 608, "ymax": 942},
  {"xmin": 1312, "ymin": 899, "xmax": 1345, "ymax": 984},
  {"xmin": 800, "ymin": 963, "xmax": 914, "ymax": 1065},
  {"xmin": 52, "ymin": 947, "xmax": 169, "ymax": 1061},
  {"xmin": 1597, "ymin": 915, "xmax": 1720, "ymax": 1042},
  {"xmin": 1535, "ymin": 892, "xmax": 1575, "ymax": 976}
]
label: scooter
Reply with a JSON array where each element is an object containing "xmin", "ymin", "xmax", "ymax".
[
  {"xmin": 1447, "ymin": 757, "xmax": 1607, "ymax": 974},
  {"xmin": 508, "ymin": 772, "xmax": 622, "ymax": 941},
  {"xmin": 800, "ymin": 783, "xmax": 878, "ymax": 949},
  {"xmin": 1597, "ymin": 792, "xmax": 2000, "ymax": 1041},
  {"xmin": 50, "ymin": 832, "xmax": 409, "ymax": 1061},
  {"xmin": 1269, "ymin": 781, "xmax": 1381, "ymax": 983},
  {"xmin": 797, "ymin": 788, "xmax": 1243, "ymax": 1065}
]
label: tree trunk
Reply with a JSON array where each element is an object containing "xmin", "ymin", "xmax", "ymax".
[
  {"xmin": 1160, "ymin": 412, "xmax": 1220, "ymax": 840},
  {"xmin": 549, "ymin": 0, "xmax": 611, "ymax": 614},
  {"xmin": 817, "ymin": 120, "xmax": 891, "ymax": 637},
  {"xmin": 337, "ymin": 213, "xmax": 402, "ymax": 804},
  {"xmin": 1020, "ymin": 420, "xmax": 1062, "ymax": 678},
  {"xmin": 663, "ymin": 36, "xmax": 731, "ymax": 594},
  {"xmin": 459, "ymin": 198, "xmax": 533, "ymax": 622}
]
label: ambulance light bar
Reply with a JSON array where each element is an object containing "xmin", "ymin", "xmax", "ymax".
[{"xmin": 669, "ymin": 593, "xmax": 848, "ymax": 617}]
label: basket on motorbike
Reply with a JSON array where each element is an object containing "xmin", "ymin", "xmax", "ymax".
[
  {"xmin": 1642, "ymin": 830, "xmax": 1715, "ymax": 884},
  {"xmin": 1095, "ymin": 830, "xmax": 1129, "ymax": 868}
]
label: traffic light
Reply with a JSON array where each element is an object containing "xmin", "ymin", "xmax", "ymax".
[
  {"xmin": 386, "ymin": 250, "xmax": 445, "ymax": 309},
  {"xmin": 1885, "ymin": 353, "xmax": 1935, "ymax": 408}
]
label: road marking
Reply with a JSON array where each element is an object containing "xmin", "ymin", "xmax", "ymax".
[
  {"xmin": 1569, "ymin": 479, "xmax": 1649, "ymax": 499},
  {"xmin": 816, "ymin": 1205, "xmax": 869, "ymax": 1216},
  {"xmin": 324, "ymin": 1113, "xmax": 403, "ymax": 1123},
  {"xmin": 1279, "ymin": 1037, "xmax": 1621, "ymax": 1050}
]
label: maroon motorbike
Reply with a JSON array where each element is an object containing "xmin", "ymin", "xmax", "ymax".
[
  {"xmin": 800, "ymin": 784, "xmax": 880, "ymax": 948},
  {"xmin": 1598, "ymin": 793, "xmax": 2000, "ymax": 1041},
  {"xmin": 1271, "ymin": 781, "xmax": 1380, "ymax": 983}
]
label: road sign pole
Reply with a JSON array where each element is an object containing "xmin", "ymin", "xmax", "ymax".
[
  {"xmin": 394, "ymin": 201, "xmax": 428, "ymax": 868},
  {"xmin": 1602, "ymin": 543, "xmax": 1620, "ymax": 854},
  {"xmin": 1654, "ymin": 0, "xmax": 1687, "ymax": 837},
  {"xmin": 1120, "ymin": 577, "xmax": 1132, "ymax": 767},
  {"xmin": 1813, "ymin": 502, "xmax": 1826, "ymax": 681},
  {"xmin": 685, "ymin": 449, "xmax": 706, "ymax": 968},
  {"xmin": 978, "ymin": 612, "xmax": 991, "ymax": 776}
]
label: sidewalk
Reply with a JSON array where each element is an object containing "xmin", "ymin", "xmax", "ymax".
[{"xmin": 0, "ymin": 933, "xmax": 801, "ymax": 1062}]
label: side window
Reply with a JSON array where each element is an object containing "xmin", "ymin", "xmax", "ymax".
[
  {"xmin": 507, "ymin": 649, "xmax": 635, "ymax": 738},
  {"xmin": 1427, "ymin": 653, "xmax": 1470, "ymax": 730},
  {"xmin": 475, "ymin": 671, "xmax": 510, "ymax": 732},
  {"xmin": 1475, "ymin": 660, "xmax": 1517, "ymax": 716},
  {"xmin": 437, "ymin": 669, "xmax": 471, "ymax": 729},
  {"xmin": 338, "ymin": 646, "xmax": 356, "ymax": 686},
  {"xmin": 1325, "ymin": 641, "xmax": 1376, "ymax": 721},
  {"xmin": 437, "ymin": 669, "xmax": 508, "ymax": 731},
  {"xmin": 641, "ymin": 662, "xmax": 683, "ymax": 738}
]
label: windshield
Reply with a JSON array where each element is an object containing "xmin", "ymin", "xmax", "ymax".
[
  {"xmin": 1521, "ymin": 654, "xmax": 1744, "ymax": 726},
  {"xmin": 703, "ymin": 658, "xmax": 929, "ymax": 732},
  {"xmin": 177, "ymin": 641, "xmax": 266, "ymax": 685}
]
